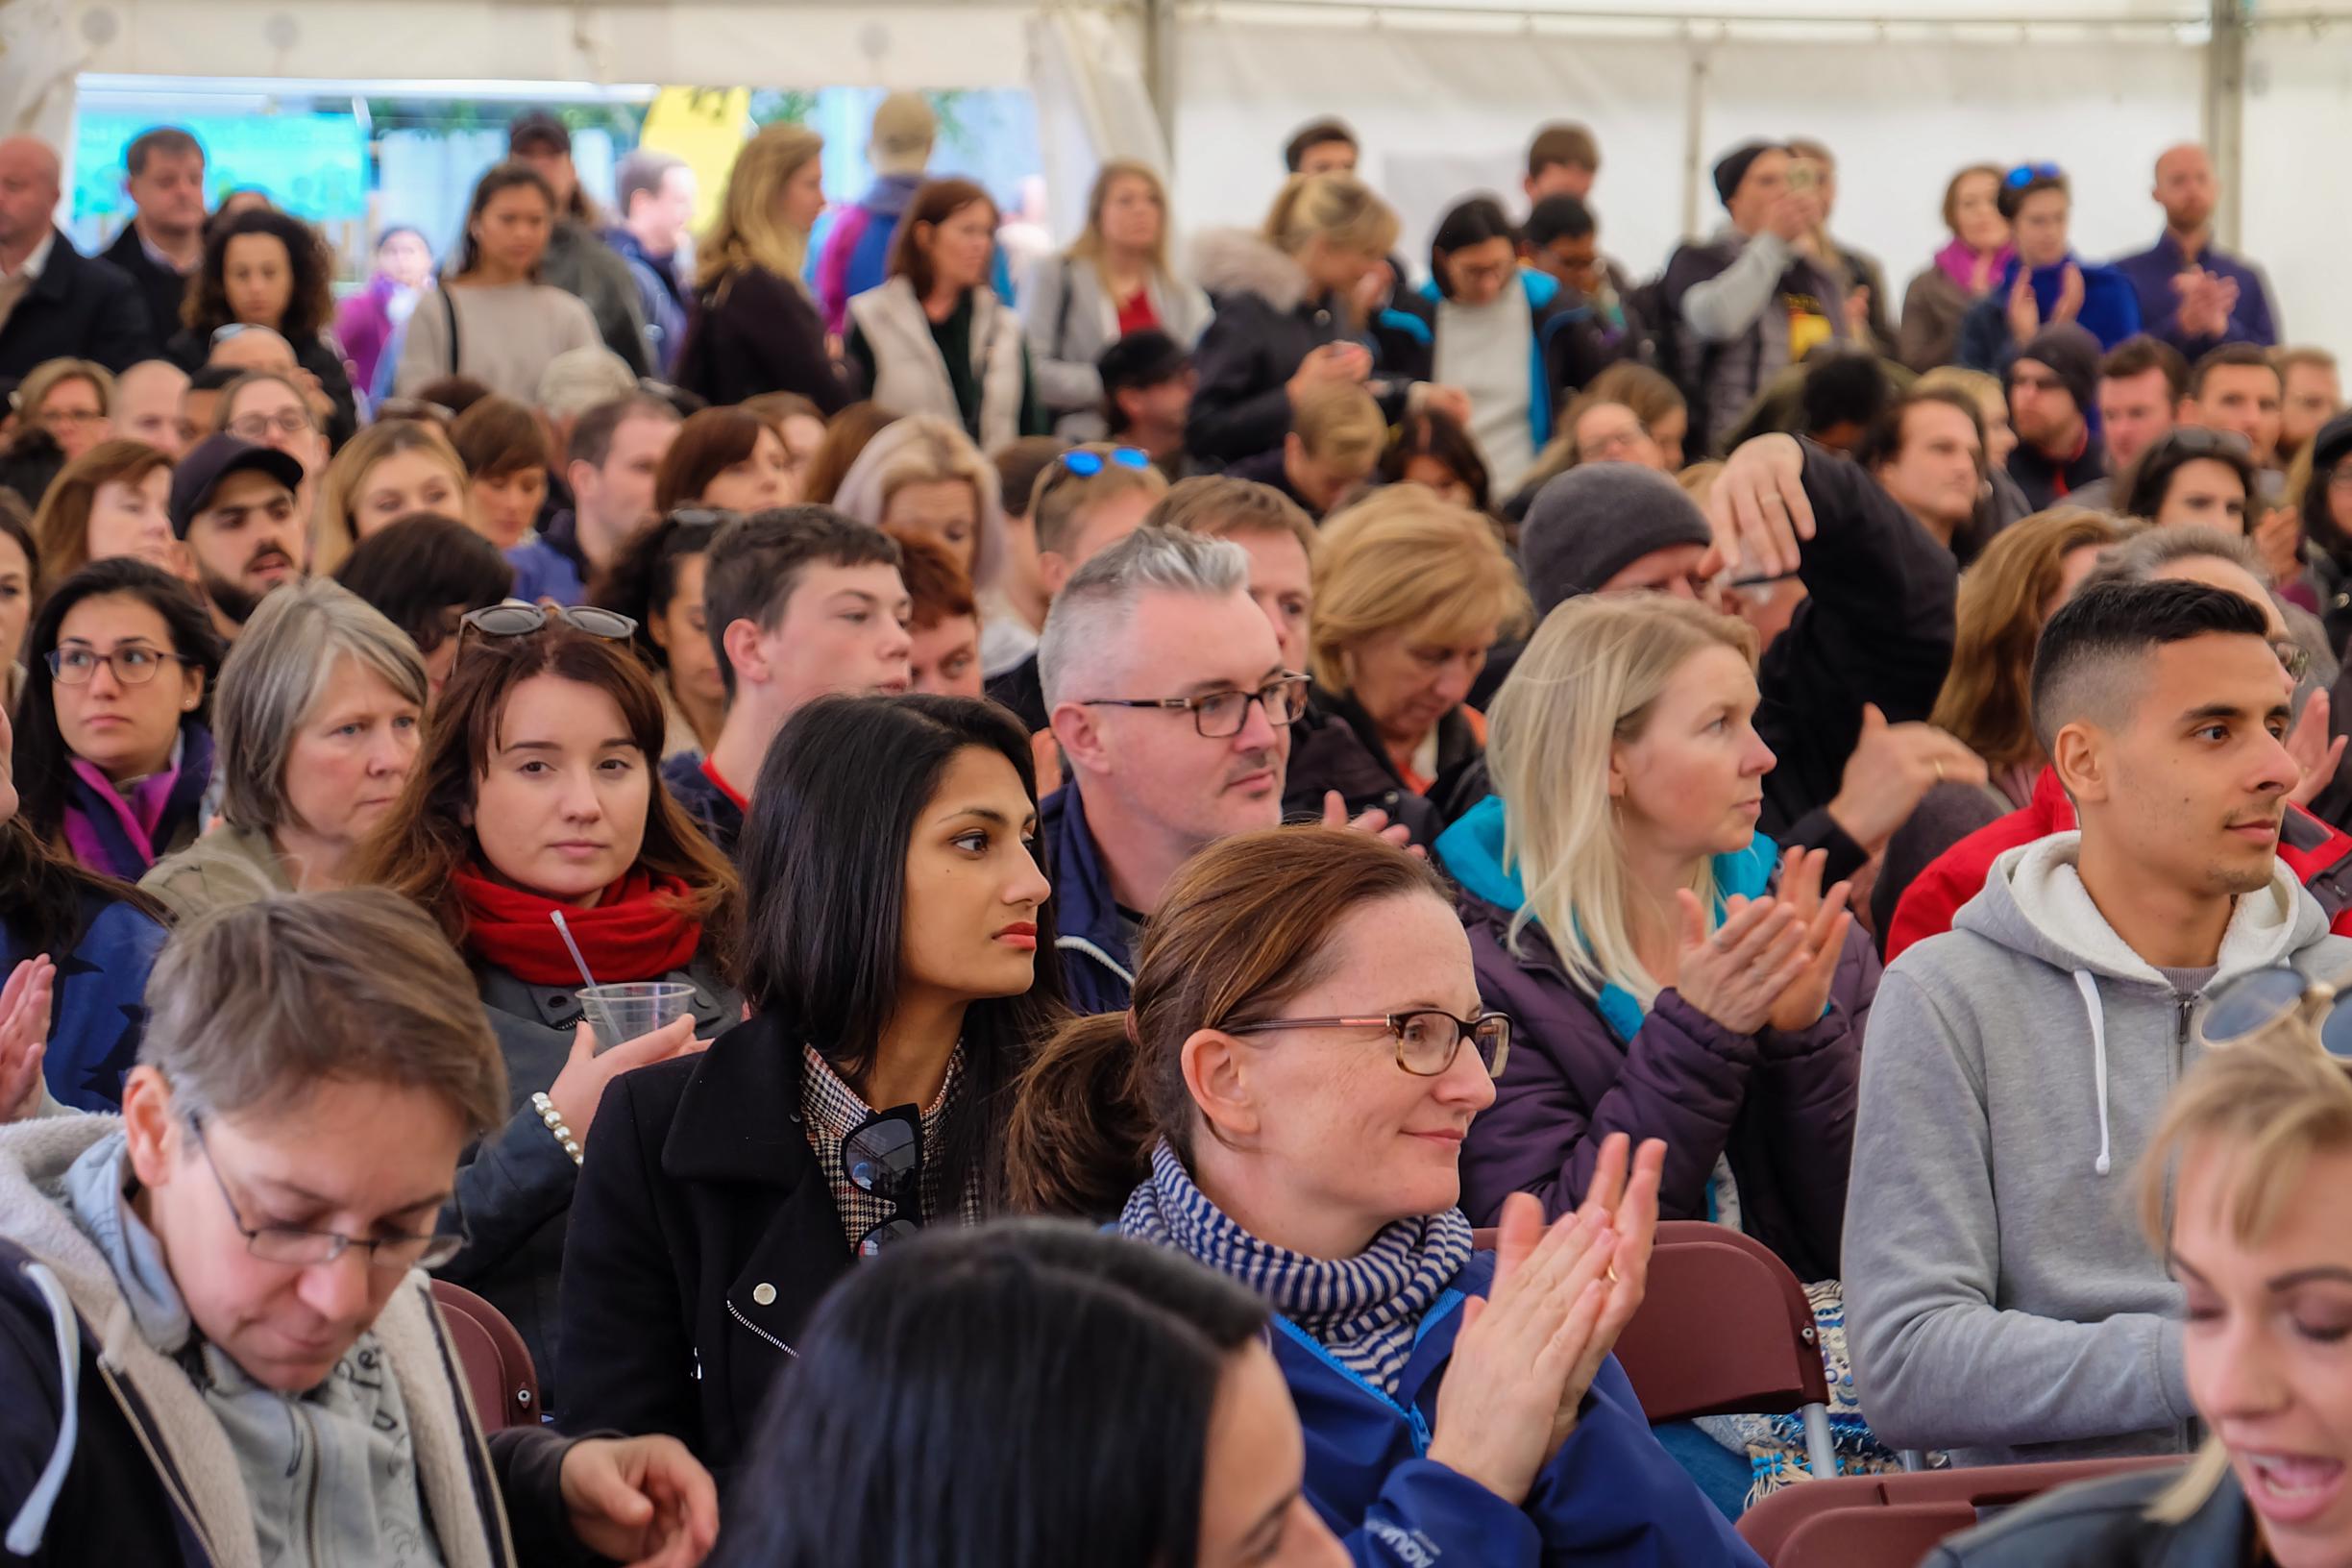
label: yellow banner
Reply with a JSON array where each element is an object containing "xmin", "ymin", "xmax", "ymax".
[{"xmin": 638, "ymin": 87, "xmax": 753, "ymax": 233}]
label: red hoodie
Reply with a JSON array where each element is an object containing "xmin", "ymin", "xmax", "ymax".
[{"xmin": 1887, "ymin": 767, "xmax": 2352, "ymax": 961}]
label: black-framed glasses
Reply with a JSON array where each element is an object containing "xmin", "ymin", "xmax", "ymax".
[
  {"xmin": 459, "ymin": 601, "xmax": 638, "ymax": 646},
  {"xmin": 1083, "ymin": 674, "xmax": 1311, "ymax": 739},
  {"xmin": 189, "ymin": 1115, "xmax": 463, "ymax": 1271},
  {"xmin": 1224, "ymin": 1009, "xmax": 1513, "ymax": 1078},
  {"xmin": 842, "ymin": 1108, "xmax": 923, "ymax": 1257},
  {"xmin": 46, "ymin": 645, "xmax": 193, "ymax": 686},
  {"xmin": 2006, "ymin": 160, "xmax": 2064, "ymax": 188},
  {"xmin": 228, "ymin": 407, "xmax": 315, "ymax": 441},
  {"xmin": 2201, "ymin": 966, "xmax": 2352, "ymax": 1061}
]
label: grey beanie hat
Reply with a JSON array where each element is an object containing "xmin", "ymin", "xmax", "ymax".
[{"xmin": 1521, "ymin": 464, "xmax": 1714, "ymax": 615}]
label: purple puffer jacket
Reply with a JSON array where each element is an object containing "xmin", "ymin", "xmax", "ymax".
[{"xmin": 1457, "ymin": 889, "xmax": 1877, "ymax": 1285}]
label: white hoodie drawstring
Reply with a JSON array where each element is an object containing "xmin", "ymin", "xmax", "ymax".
[
  {"xmin": 2072, "ymin": 969, "xmax": 2113, "ymax": 1177},
  {"xmin": 4, "ymin": 1262, "xmax": 82, "ymax": 1555}
]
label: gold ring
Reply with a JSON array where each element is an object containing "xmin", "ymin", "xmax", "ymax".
[
  {"xmin": 1933, "ymin": 760, "xmax": 1946, "ymax": 782},
  {"xmin": 1606, "ymin": 1265, "xmax": 1621, "ymax": 1284}
]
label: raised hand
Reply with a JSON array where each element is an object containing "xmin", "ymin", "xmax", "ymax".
[
  {"xmin": 1671, "ymin": 890, "xmax": 1811, "ymax": 1037},
  {"xmin": 545, "ymin": 1014, "xmax": 708, "ymax": 1158},
  {"xmin": 0, "ymin": 957, "xmax": 55, "ymax": 1123},
  {"xmin": 1763, "ymin": 846, "xmax": 1854, "ymax": 1034},
  {"xmin": 1825, "ymin": 703, "xmax": 1989, "ymax": 853},
  {"xmin": 2286, "ymin": 689, "xmax": 2348, "ymax": 812},
  {"xmin": 1705, "ymin": 432, "xmax": 1814, "ymax": 580},
  {"xmin": 2005, "ymin": 269, "xmax": 2041, "ymax": 345},
  {"xmin": 2051, "ymin": 263, "xmax": 2085, "ymax": 325}
]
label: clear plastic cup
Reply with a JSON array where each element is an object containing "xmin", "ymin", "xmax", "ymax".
[{"xmin": 577, "ymin": 982, "xmax": 698, "ymax": 1053}]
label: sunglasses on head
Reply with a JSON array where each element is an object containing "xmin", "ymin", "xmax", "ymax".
[
  {"xmin": 2006, "ymin": 161, "xmax": 2065, "ymax": 188},
  {"xmin": 459, "ymin": 601, "xmax": 638, "ymax": 646},
  {"xmin": 1059, "ymin": 446, "xmax": 1153, "ymax": 479}
]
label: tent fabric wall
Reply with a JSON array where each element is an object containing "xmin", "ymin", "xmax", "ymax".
[
  {"xmin": 2242, "ymin": 20, "xmax": 2352, "ymax": 363},
  {"xmin": 1171, "ymin": 15, "xmax": 2206, "ymax": 302}
]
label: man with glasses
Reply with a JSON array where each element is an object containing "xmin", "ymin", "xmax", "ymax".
[
  {"xmin": 1039, "ymin": 527, "xmax": 1309, "ymax": 1013},
  {"xmin": 0, "ymin": 889, "xmax": 718, "ymax": 1564},
  {"xmin": 1848, "ymin": 579, "xmax": 2352, "ymax": 1467},
  {"xmin": 0, "ymin": 136, "xmax": 149, "ymax": 379},
  {"xmin": 168, "ymin": 434, "xmax": 307, "ymax": 643}
]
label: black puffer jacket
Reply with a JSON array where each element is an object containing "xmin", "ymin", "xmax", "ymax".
[{"xmin": 1185, "ymin": 230, "xmax": 1412, "ymax": 467}]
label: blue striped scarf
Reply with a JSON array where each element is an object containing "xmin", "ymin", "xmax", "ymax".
[{"xmin": 1118, "ymin": 1139, "xmax": 1473, "ymax": 1395}]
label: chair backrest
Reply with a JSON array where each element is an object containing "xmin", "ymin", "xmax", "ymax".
[
  {"xmin": 1610, "ymin": 1220, "xmax": 1829, "ymax": 1421},
  {"xmin": 1736, "ymin": 1455, "xmax": 2185, "ymax": 1567},
  {"xmin": 430, "ymin": 1279, "xmax": 541, "ymax": 1432}
]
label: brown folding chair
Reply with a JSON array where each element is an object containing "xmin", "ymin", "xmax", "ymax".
[
  {"xmin": 1468, "ymin": 1218, "xmax": 1838, "ymax": 1477},
  {"xmin": 430, "ymin": 1279, "xmax": 541, "ymax": 1431},
  {"xmin": 1735, "ymin": 1455, "xmax": 2184, "ymax": 1566}
]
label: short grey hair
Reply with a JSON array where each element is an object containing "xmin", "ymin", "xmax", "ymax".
[
  {"xmin": 214, "ymin": 578, "xmax": 428, "ymax": 834},
  {"xmin": 2082, "ymin": 524, "xmax": 2262, "ymax": 589},
  {"xmin": 1038, "ymin": 526, "xmax": 1251, "ymax": 709},
  {"xmin": 142, "ymin": 890, "xmax": 507, "ymax": 1133},
  {"xmin": 537, "ymin": 345, "xmax": 639, "ymax": 419}
]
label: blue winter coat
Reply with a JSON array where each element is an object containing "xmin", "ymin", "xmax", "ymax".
[
  {"xmin": 1282, "ymin": 1247, "xmax": 1764, "ymax": 1567},
  {"xmin": 1957, "ymin": 254, "xmax": 2143, "ymax": 371},
  {"xmin": 4, "ymin": 894, "xmax": 165, "ymax": 1113},
  {"xmin": 1037, "ymin": 783, "xmax": 1134, "ymax": 1016}
]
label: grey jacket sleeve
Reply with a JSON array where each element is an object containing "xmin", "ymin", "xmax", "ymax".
[
  {"xmin": 1842, "ymin": 969, "xmax": 2194, "ymax": 1453},
  {"xmin": 1680, "ymin": 233, "xmax": 1797, "ymax": 343},
  {"xmin": 1019, "ymin": 257, "xmax": 1105, "ymax": 416}
]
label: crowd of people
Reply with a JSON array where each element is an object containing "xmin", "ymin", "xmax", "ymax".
[{"xmin": 0, "ymin": 91, "xmax": 2348, "ymax": 1568}]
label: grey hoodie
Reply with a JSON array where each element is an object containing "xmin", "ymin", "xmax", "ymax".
[{"xmin": 1844, "ymin": 831, "xmax": 2352, "ymax": 1466}]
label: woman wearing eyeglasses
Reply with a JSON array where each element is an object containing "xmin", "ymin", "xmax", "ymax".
[
  {"xmin": 0, "ymin": 359, "xmax": 115, "ymax": 509},
  {"xmin": 350, "ymin": 611, "xmax": 739, "ymax": 1411},
  {"xmin": 1439, "ymin": 594, "xmax": 1873, "ymax": 1291},
  {"xmin": 165, "ymin": 207, "xmax": 359, "ymax": 449},
  {"xmin": 558, "ymin": 693, "xmax": 1062, "ymax": 1482},
  {"xmin": 12, "ymin": 557, "xmax": 224, "ymax": 882},
  {"xmin": 139, "ymin": 579, "xmax": 425, "ymax": 920},
  {"xmin": 1008, "ymin": 826, "xmax": 1762, "ymax": 1566},
  {"xmin": 1290, "ymin": 487, "xmax": 1528, "ymax": 830}
]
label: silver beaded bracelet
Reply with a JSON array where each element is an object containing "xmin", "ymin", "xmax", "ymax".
[{"xmin": 531, "ymin": 1091, "xmax": 583, "ymax": 1166}]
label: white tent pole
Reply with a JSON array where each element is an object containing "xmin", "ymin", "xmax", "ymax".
[
  {"xmin": 2204, "ymin": 0, "xmax": 2245, "ymax": 249},
  {"xmin": 1144, "ymin": 0, "xmax": 1180, "ymax": 176},
  {"xmin": 1679, "ymin": 37, "xmax": 1709, "ymax": 244}
]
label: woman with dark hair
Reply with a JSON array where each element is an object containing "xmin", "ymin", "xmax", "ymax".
[
  {"xmin": 165, "ymin": 207, "xmax": 357, "ymax": 448},
  {"xmin": 1007, "ymin": 826, "xmax": 1756, "ymax": 1564},
  {"xmin": 558, "ymin": 693, "xmax": 1063, "ymax": 1479},
  {"xmin": 718, "ymin": 1221, "xmax": 1346, "ymax": 1568},
  {"xmin": 0, "ymin": 498, "xmax": 34, "ymax": 703},
  {"xmin": 0, "ymin": 695, "xmax": 167, "ymax": 1112},
  {"xmin": 2119, "ymin": 426, "xmax": 2261, "ymax": 533},
  {"xmin": 448, "ymin": 393, "xmax": 554, "ymax": 549},
  {"xmin": 1384, "ymin": 194, "xmax": 1600, "ymax": 499},
  {"xmin": 1379, "ymin": 405, "xmax": 1493, "ymax": 514},
  {"xmin": 2301, "ymin": 410, "xmax": 2352, "ymax": 655},
  {"xmin": 589, "ymin": 509, "xmax": 727, "ymax": 758},
  {"xmin": 393, "ymin": 161, "xmax": 601, "ymax": 402},
  {"xmin": 332, "ymin": 511, "xmax": 514, "ymax": 699},
  {"xmin": 12, "ymin": 557, "xmax": 223, "ymax": 881},
  {"xmin": 350, "ymin": 617, "xmax": 741, "ymax": 1408},
  {"xmin": 652, "ymin": 405, "xmax": 791, "ymax": 517},
  {"xmin": 845, "ymin": 179, "xmax": 1048, "ymax": 449}
]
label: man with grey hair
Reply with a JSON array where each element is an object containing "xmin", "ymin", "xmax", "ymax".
[
  {"xmin": 1039, "ymin": 526, "xmax": 1307, "ymax": 1012},
  {"xmin": 607, "ymin": 148, "xmax": 694, "ymax": 376}
]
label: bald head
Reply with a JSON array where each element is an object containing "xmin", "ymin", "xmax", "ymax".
[
  {"xmin": 2154, "ymin": 143, "xmax": 2217, "ymax": 234},
  {"xmin": 208, "ymin": 325, "xmax": 297, "ymax": 375},
  {"xmin": 0, "ymin": 137, "xmax": 61, "ymax": 255}
]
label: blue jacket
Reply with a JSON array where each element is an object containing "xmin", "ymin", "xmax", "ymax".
[
  {"xmin": 4, "ymin": 895, "xmax": 165, "ymax": 1113},
  {"xmin": 2111, "ymin": 232, "xmax": 2278, "ymax": 359},
  {"xmin": 1380, "ymin": 271, "xmax": 1628, "ymax": 452},
  {"xmin": 1957, "ymin": 254, "xmax": 2142, "ymax": 371},
  {"xmin": 1285, "ymin": 1248, "xmax": 1763, "ymax": 1567},
  {"xmin": 503, "ymin": 511, "xmax": 590, "ymax": 606},
  {"xmin": 1037, "ymin": 783, "xmax": 1134, "ymax": 1016}
]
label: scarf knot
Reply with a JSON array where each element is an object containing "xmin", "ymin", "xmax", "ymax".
[
  {"xmin": 1119, "ymin": 1140, "xmax": 1471, "ymax": 1395},
  {"xmin": 451, "ymin": 866, "xmax": 703, "ymax": 986}
]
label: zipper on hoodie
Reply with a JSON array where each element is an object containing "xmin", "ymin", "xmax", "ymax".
[
  {"xmin": 726, "ymin": 1298, "xmax": 797, "ymax": 1359},
  {"xmin": 2175, "ymin": 993, "xmax": 2195, "ymax": 1066}
]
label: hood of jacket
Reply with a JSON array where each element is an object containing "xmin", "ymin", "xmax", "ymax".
[
  {"xmin": 1436, "ymin": 796, "xmax": 1778, "ymax": 1041},
  {"xmin": 1413, "ymin": 267, "xmax": 1562, "ymax": 314},
  {"xmin": 1958, "ymin": 830, "xmax": 2323, "ymax": 987},
  {"xmin": 1190, "ymin": 229, "xmax": 1311, "ymax": 314},
  {"xmin": 862, "ymin": 171, "xmax": 928, "ymax": 220}
]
